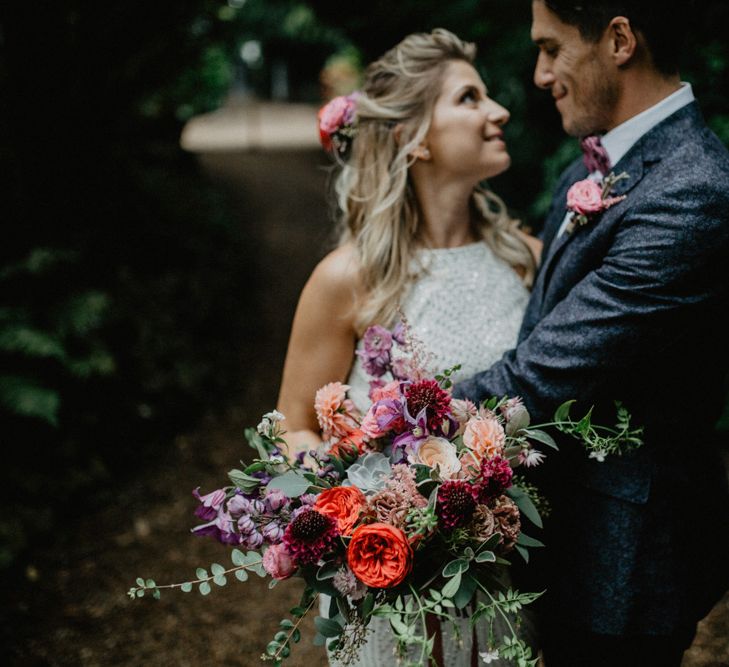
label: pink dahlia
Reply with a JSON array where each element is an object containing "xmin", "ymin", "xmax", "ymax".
[
  {"xmin": 282, "ymin": 508, "xmax": 339, "ymax": 566},
  {"xmin": 405, "ymin": 379, "xmax": 451, "ymax": 432},
  {"xmin": 436, "ymin": 480, "xmax": 478, "ymax": 531},
  {"xmin": 476, "ymin": 456, "xmax": 513, "ymax": 504}
]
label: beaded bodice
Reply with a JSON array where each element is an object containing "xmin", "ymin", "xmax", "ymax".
[{"xmin": 346, "ymin": 241, "xmax": 530, "ymax": 411}]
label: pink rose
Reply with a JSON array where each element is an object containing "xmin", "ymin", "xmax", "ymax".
[
  {"xmin": 262, "ymin": 543, "xmax": 297, "ymax": 580},
  {"xmin": 317, "ymin": 95, "xmax": 357, "ymax": 151},
  {"xmin": 566, "ymin": 179, "xmax": 603, "ymax": 215}
]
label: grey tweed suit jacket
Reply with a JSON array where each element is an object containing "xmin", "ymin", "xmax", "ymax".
[{"xmin": 456, "ymin": 101, "xmax": 729, "ymax": 637}]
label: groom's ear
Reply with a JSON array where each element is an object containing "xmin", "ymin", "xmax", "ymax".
[{"xmin": 607, "ymin": 16, "xmax": 638, "ymax": 67}]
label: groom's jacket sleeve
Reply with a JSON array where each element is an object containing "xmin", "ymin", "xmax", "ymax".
[{"xmin": 455, "ymin": 155, "xmax": 729, "ymax": 423}]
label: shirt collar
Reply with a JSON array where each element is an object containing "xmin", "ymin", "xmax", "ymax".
[{"xmin": 601, "ymin": 82, "xmax": 695, "ymax": 168}]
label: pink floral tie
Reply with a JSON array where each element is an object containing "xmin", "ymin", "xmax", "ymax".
[{"xmin": 580, "ymin": 135, "xmax": 611, "ymax": 176}]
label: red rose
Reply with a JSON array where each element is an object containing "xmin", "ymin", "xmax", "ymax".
[{"xmin": 347, "ymin": 523, "xmax": 413, "ymax": 588}]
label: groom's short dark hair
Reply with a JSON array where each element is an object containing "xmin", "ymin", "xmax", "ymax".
[{"xmin": 541, "ymin": 1, "xmax": 686, "ymax": 76}]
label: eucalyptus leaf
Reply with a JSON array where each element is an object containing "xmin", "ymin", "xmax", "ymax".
[
  {"xmin": 235, "ymin": 569, "xmax": 249, "ymax": 582},
  {"xmin": 475, "ymin": 550, "xmax": 496, "ymax": 563},
  {"xmin": 196, "ymin": 568, "xmax": 208, "ymax": 580},
  {"xmin": 180, "ymin": 582, "xmax": 193, "ymax": 592},
  {"xmin": 213, "ymin": 575, "xmax": 227, "ymax": 586},
  {"xmin": 314, "ymin": 616, "xmax": 343, "ymax": 638},
  {"xmin": 442, "ymin": 559, "xmax": 469, "ymax": 578},
  {"xmin": 454, "ymin": 573, "xmax": 479, "ymax": 609},
  {"xmin": 521, "ymin": 428, "xmax": 558, "ymax": 450},
  {"xmin": 231, "ymin": 549, "xmax": 245, "ymax": 566},
  {"xmin": 554, "ymin": 400, "xmax": 576, "ymax": 423},
  {"xmin": 211, "ymin": 563, "xmax": 225, "ymax": 576},
  {"xmin": 507, "ymin": 487, "xmax": 543, "ymax": 528},
  {"xmin": 199, "ymin": 581, "xmax": 211, "ymax": 595},
  {"xmin": 516, "ymin": 532, "xmax": 545, "ymax": 548},
  {"xmin": 442, "ymin": 571, "xmax": 462, "ymax": 598},
  {"xmin": 267, "ymin": 470, "xmax": 311, "ymax": 498}
]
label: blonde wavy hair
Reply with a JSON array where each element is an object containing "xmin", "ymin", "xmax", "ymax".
[{"xmin": 334, "ymin": 28, "xmax": 535, "ymax": 334}]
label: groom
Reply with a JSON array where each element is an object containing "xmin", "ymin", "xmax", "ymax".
[{"xmin": 456, "ymin": 1, "xmax": 729, "ymax": 665}]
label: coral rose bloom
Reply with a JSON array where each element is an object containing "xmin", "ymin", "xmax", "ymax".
[
  {"xmin": 314, "ymin": 486, "xmax": 367, "ymax": 535},
  {"xmin": 463, "ymin": 417, "xmax": 506, "ymax": 461},
  {"xmin": 347, "ymin": 523, "xmax": 413, "ymax": 588}
]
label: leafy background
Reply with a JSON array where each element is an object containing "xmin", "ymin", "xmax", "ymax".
[{"xmin": 1, "ymin": 2, "xmax": 727, "ymax": 659}]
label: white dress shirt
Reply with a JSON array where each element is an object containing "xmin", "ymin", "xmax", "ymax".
[{"xmin": 555, "ymin": 83, "xmax": 696, "ymax": 238}]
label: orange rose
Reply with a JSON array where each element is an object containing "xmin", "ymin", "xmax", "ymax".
[
  {"xmin": 314, "ymin": 486, "xmax": 367, "ymax": 536},
  {"xmin": 347, "ymin": 523, "xmax": 413, "ymax": 588}
]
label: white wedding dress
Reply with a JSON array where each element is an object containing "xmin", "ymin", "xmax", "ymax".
[{"xmin": 326, "ymin": 241, "xmax": 532, "ymax": 667}]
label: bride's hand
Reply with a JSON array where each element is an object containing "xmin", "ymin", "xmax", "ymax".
[{"xmin": 281, "ymin": 428, "xmax": 324, "ymax": 462}]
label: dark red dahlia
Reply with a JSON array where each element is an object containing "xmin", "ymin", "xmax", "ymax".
[
  {"xmin": 283, "ymin": 508, "xmax": 339, "ymax": 565},
  {"xmin": 405, "ymin": 379, "xmax": 451, "ymax": 432},
  {"xmin": 476, "ymin": 456, "xmax": 513, "ymax": 504},
  {"xmin": 436, "ymin": 480, "xmax": 478, "ymax": 531}
]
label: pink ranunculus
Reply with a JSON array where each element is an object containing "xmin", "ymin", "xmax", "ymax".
[
  {"xmin": 566, "ymin": 179, "xmax": 604, "ymax": 215},
  {"xmin": 318, "ymin": 95, "xmax": 357, "ymax": 151},
  {"xmin": 262, "ymin": 543, "xmax": 297, "ymax": 580}
]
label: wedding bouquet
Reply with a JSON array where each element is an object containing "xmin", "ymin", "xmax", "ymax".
[{"xmin": 129, "ymin": 324, "xmax": 641, "ymax": 667}]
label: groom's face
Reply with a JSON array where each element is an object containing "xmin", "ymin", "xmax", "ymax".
[{"xmin": 531, "ymin": 1, "xmax": 619, "ymax": 136}]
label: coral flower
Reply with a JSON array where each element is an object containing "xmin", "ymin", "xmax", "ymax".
[
  {"xmin": 315, "ymin": 382, "xmax": 359, "ymax": 439},
  {"xmin": 347, "ymin": 523, "xmax": 413, "ymax": 588},
  {"xmin": 463, "ymin": 417, "xmax": 506, "ymax": 461},
  {"xmin": 314, "ymin": 486, "xmax": 368, "ymax": 535}
]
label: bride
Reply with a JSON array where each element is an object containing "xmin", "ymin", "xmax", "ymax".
[{"xmin": 276, "ymin": 28, "xmax": 541, "ymax": 667}]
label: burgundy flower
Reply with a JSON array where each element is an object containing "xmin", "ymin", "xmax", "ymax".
[
  {"xmin": 476, "ymin": 456, "xmax": 513, "ymax": 504},
  {"xmin": 436, "ymin": 480, "xmax": 478, "ymax": 531},
  {"xmin": 404, "ymin": 379, "xmax": 452, "ymax": 433},
  {"xmin": 283, "ymin": 508, "xmax": 339, "ymax": 565}
]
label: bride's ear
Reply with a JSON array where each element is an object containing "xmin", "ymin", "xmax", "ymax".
[{"xmin": 411, "ymin": 146, "xmax": 431, "ymax": 161}]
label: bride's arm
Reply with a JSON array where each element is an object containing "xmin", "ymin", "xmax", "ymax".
[{"xmin": 276, "ymin": 244, "xmax": 361, "ymax": 459}]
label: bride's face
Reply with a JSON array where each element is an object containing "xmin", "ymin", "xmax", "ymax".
[{"xmin": 422, "ymin": 60, "xmax": 511, "ymax": 182}]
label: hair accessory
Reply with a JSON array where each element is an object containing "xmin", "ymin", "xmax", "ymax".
[{"xmin": 317, "ymin": 92, "xmax": 360, "ymax": 154}]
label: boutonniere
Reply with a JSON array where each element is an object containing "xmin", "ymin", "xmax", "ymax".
[{"xmin": 564, "ymin": 171, "xmax": 629, "ymax": 234}]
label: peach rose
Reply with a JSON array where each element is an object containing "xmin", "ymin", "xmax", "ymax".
[
  {"xmin": 315, "ymin": 486, "xmax": 368, "ymax": 535},
  {"xmin": 412, "ymin": 436, "xmax": 461, "ymax": 479},
  {"xmin": 463, "ymin": 416, "xmax": 506, "ymax": 461},
  {"xmin": 347, "ymin": 523, "xmax": 413, "ymax": 588}
]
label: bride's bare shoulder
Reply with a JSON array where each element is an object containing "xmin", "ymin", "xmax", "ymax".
[{"xmin": 307, "ymin": 242, "xmax": 362, "ymax": 296}]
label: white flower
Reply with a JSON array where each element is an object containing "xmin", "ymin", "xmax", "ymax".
[
  {"xmin": 257, "ymin": 410, "xmax": 286, "ymax": 436},
  {"xmin": 521, "ymin": 448, "xmax": 546, "ymax": 468},
  {"xmin": 479, "ymin": 648, "xmax": 500, "ymax": 664},
  {"xmin": 410, "ymin": 436, "xmax": 461, "ymax": 479},
  {"xmin": 589, "ymin": 449, "xmax": 607, "ymax": 463}
]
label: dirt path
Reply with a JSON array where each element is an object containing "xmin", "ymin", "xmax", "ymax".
[{"xmin": 4, "ymin": 147, "xmax": 728, "ymax": 666}]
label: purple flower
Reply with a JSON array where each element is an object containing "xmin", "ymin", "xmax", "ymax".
[
  {"xmin": 356, "ymin": 325, "xmax": 394, "ymax": 377},
  {"xmin": 192, "ymin": 510, "xmax": 240, "ymax": 545},
  {"xmin": 227, "ymin": 494, "xmax": 251, "ymax": 519},
  {"xmin": 237, "ymin": 515, "xmax": 255, "ymax": 534},
  {"xmin": 241, "ymin": 530, "xmax": 264, "ymax": 549},
  {"xmin": 262, "ymin": 521, "xmax": 284, "ymax": 544},
  {"xmin": 265, "ymin": 489, "xmax": 289, "ymax": 513},
  {"xmin": 391, "ymin": 322, "xmax": 407, "ymax": 345},
  {"xmin": 193, "ymin": 487, "xmax": 226, "ymax": 521}
]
